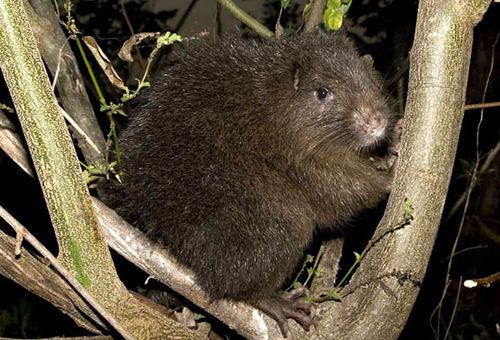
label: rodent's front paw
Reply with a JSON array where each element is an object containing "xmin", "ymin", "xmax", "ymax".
[
  {"xmin": 370, "ymin": 118, "xmax": 404, "ymax": 171},
  {"xmin": 369, "ymin": 154, "xmax": 396, "ymax": 171},
  {"xmin": 389, "ymin": 118, "xmax": 404, "ymax": 157}
]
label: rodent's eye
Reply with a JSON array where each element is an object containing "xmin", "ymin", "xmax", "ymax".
[{"xmin": 316, "ymin": 87, "xmax": 331, "ymax": 100}]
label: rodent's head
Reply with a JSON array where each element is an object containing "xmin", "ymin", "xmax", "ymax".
[{"xmin": 279, "ymin": 32, "xmax": 395, "ymax": 159}]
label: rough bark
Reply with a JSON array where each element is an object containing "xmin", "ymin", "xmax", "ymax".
[
  {"xmin": 317, "ymin": 1, "xmax": 492, "ymax": 339},
  {"xmin": 26, "ymin": 0, "xmax": 106, "ymax": 167},
  {"xmin": 1, "ymin": 109, "xmax": 279, "ymax": 339},
  {"xmin": 0, "ymin": 1, "xmax": 493, "ymax": 339},
  {"xmin": 0, "ymin": 1, "xmax": 198, "ymax": 338}
]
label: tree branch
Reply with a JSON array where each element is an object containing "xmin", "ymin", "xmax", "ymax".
[
  {"xmin": 0, "ymin": 231, "xmax": 103, "ymax": 334},
  {"xmin": 319, "ymin": 1, "xmax": 492, "ymax": 339},
  {"xmin": 0, "ymin": 112, "xmax": 285, "ymax": 338},
  {"xmin": 217, "ymin": 0, "xmax": 273, "ymax": 38},
  {"xmin": 0, "ymin": 1, "xmax": 198, "ymax": 338},
  {"xmin": 464, "ymin": 101, "xmax": 500, "ymax": 111},
  {"xmin": 304, "ymin": 0, "xmax": 327, "ymax": 32},
  {"xmin": 0, "ymin": 109, "xmax": 34, "ymax": 176},
  {"xmin": 0, "ymin": 205, "xmax": 134, "ymax": 339},
  {"xmin": 26, "ymin": 0, "xmax": 106, "ymax": 167}
]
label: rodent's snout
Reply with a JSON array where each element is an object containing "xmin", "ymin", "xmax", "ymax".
[
  {"xmin": 367, "ymin": 114, "xmax": 388, "ymax": 138},
  {"xmin": 353, "ymin": 106, "xmax": 389, "ymax": 146}
]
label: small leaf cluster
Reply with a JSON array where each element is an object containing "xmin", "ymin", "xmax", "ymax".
[
  {"xmin": 323, "ymin": 0, "xmax": 352, "ymax": 31},
  {"xmin": 287, "ymin": 247, "xmax": 325, "ymax": 291}
]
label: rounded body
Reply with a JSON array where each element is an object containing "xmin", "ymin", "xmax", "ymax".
[{"xmin": 106, "ymin": 32, "xmax": 397, "ymax": 305}]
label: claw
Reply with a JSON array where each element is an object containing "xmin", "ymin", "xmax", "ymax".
[
  {"xmin": 253, "ymin": 288, "xmax": 315, "ymax": 338},
  {"xmin": 285, "ymin": 287, "xmax": 308, "ymax": 299}
]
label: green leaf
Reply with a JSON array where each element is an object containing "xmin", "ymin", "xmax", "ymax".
[
  {"xmin": 323, "ymin": 0, "xmax": 352, "ymax": 31},
  {"xmin": 303, "ymin": 0, "xmax": 312, "ymax": 19},
  {"xmin": 353, "ymin": 251, "xmax": 361, "ymax": 262},
  {"xmin": 339, "ymin": 0, "xmax": 352, "ymax": 14},
  {"xmin": 193, "ymin": 312, "xmax": 206, "ymax": 321},
  {"xmin": 281, "ymin": 0, "xmax": 291, "ymax": 9},
  {"xmin": 158, "ymin": 31, "xmax": 183, "ymax": 47}
]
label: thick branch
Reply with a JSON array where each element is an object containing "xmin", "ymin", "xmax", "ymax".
[
  {"xmin": 0, "ymin": 107, "xmax": 292, "ymax": 339},
  {"xmin": 0, "ymin": 0, "xmax": 118, "ymax": 287},
  {"xmin": 26, "ymin": 0, "xmax": 106, "ymax": 166},
  {"xmin": 318, "ymin": 1, "xmax": 492, "ymax": 339},
  {"xmin": 0, "ymin": 1, "xmax": 198, "ymax": 338}
]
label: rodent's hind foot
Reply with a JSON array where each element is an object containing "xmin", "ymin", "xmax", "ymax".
[{"xmin": 253, "ymin": 287, "xmax": 315, "ymax": 338}]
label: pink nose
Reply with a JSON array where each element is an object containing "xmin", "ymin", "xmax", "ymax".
[{"xmin": 368, "ymin": 115, "xmax": 387, "ymax": 137}]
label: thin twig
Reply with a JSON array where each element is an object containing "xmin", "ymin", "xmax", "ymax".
[
  {"xmin": 75, "ymin": 37, "xmax": 107, "ymax": 106},
  {"xmin": 174, "ymin": 0, "xmax": 199, "ymax": 33},
  {"xmin": 447, "ymin": 140, "xmax": 500, "ymax": 219},
  {"xmin": 444, "ymin": 276, "xmax": 463, "ymax": 340},
  {"xmin": 430, "ymin": 279, "xmax": 451, "ymax": 339},
  {"xmin": 436, "ymin": 30, "xmax": 500, "ymax": 337},
  {"xmin": 464, "ymin": 272, "xmax": 500, "ymax": 288},
  {"xmin": 464, "ymin": 101, "xmax": 500, "ymax": 111},
  {"xmin": 61, "ymin": 107, "xmax": 103, "ymax": 159},
  {"xmin": 51, "ymin": 38, "xmax": 70, "ymax": 91},
  {"xmin": 215, "ymin": 1, "xmax": 222, "ymax": 36},
  {"xmin": 439, "ymin": 244, "xmax": 487, "ymax": 262},
  {"xmin": 217, "ymin": 0, "xmax": 273, "ymax": 38}
]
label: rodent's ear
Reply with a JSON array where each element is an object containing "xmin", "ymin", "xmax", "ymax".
[
  {"xmin": 292, "ymin": 61, "xmax": 303, "ymax": 91},
  {"xmin": 362, "ymin": 54, "xmax": 374, "ymax": 67},
  {"xmin": 293, "ymin": 63, "xmax": 300, "ymax": 91}
]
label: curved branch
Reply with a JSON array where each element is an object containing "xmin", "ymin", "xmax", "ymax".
[
  {"xmin": 319, "ymin": 1, "xmax": 492, "ymax": 339},
  {"xmin": 0, "ymin": 1, "xmax": 198, "ymax": 338}
]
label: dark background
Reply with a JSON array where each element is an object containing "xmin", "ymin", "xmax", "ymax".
[{"xmin": 0, "ymin": 0, "xmax": 499, "ymax": 338}]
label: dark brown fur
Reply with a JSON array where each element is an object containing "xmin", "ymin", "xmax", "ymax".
[{"xmin": 104, "ymin": 31, "xmax": 397, "ymax": 335}]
